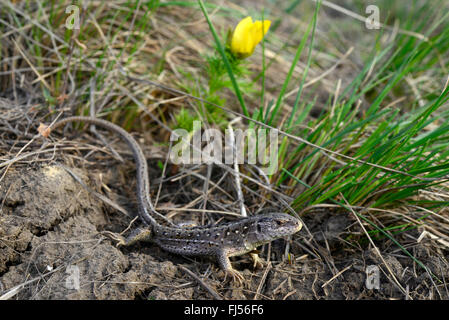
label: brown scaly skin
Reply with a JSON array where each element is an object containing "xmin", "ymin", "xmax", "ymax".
[{"xmin": 48, "ymin": 116, "xmax": 302, "ymax": 284}]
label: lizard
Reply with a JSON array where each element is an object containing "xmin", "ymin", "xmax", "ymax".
[{"xmin": 46, "ymin": 116, "xmax": 303, "ymax": 283}]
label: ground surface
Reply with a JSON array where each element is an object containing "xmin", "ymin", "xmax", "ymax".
[
  {"xmin": 1, "ymin": 0, "xmax": 449, "ymax": 300},
  {"xmin": 0, "ymin": 140, "xmax": 447, "ymax": 299}
]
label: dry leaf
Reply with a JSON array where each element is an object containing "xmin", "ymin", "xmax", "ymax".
[{"xmin": 38, "ymin": 123, "xmax": 51, "ymax": 138}]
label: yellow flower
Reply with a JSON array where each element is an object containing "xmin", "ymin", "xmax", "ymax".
[{"xmin": 230, "ymin": 16, "xmax": 271, "ymax": 59}]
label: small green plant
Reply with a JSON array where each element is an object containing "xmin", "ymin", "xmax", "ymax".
[
  {"xmin": 174, "ymin": 107, "xmax": 197, "ymax": 132},
  {"xmin": 172, "ymin": 10, "xmax": 270, "ymax": 131}
]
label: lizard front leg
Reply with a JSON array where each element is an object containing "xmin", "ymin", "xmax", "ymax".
[
  {"xmin": 216, "ymin": 249, "xmax": 244, "ymax": 285},
  {"xmin": 249, "ymin": 252, "xmax": 265, "ymax": 269}
]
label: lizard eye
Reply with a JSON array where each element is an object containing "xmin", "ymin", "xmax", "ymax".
[{"xmin": 275, "ymin": 219, "xmax": 286, "ymax": 226}]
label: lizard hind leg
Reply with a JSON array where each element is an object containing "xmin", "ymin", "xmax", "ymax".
[{"xmin": 102, "ymin": 227, "xmax": 152, "ymax": 247}]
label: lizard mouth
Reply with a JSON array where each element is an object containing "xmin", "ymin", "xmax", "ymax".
[
  {"xmin": 280, "ymin": 217, "xmax": 303, "ymax": 235},
  {"xmin": 294, "ymin": 220, "xmax": 303, "ymax": 232}
]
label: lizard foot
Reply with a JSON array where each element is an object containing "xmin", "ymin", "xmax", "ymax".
[
  {"xmin": 101, "ymin": 227, "xmax": 152, "ymax": 247},
  {"xmin": 250, "ymin": 253, "xmax": 265, "ymax": 269},
  {"xmin": 223, "ymin": 268, "xmax": 245, "ymax": 286},
  {"xmin": 100, "ymin": 231, "xmax": 127, "ymax": 247}
]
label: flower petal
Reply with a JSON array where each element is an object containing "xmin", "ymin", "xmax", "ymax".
[
  {"xmin": 234, "ymin": 16, "xmax": 254, "ymax": 35},
  {"xmin": 230, "ymin": 16, "xmax": 270, "ymax": 59},
  {"xmin": 231, "ymin": 16, "xmax": 255, "ymax": 57},
  {"xmin": 251, "ymin": 20, "xmax": 271, "ymax": 45}
]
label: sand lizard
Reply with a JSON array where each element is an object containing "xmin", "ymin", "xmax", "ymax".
[{"xmin": 47, "ymin": 116, "xmax": 302, "ymax": 283}]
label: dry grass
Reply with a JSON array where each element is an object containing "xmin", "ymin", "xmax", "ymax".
[{"xmin": 1, "ymin": 0, "xmax": 449, "ymax": 300}]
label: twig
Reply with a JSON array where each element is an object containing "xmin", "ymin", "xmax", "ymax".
[
  {"xmin": 178, "ymin": 265, "xmax": 223, "ymax": 300},
  {"xmin": 313, "ymin": 0, "xmax": 429, "ymax": 41},
  {"xmin": 321, "ymin": 264, "xmax": 352, "ymax": 288},
  {"xmin": 253, "ymin": 261, "xmax": 272, "ymax": 300},
  {"xmin": 88, "ymin": 77, "xmax": 124, "ymax": 162},
  {"xmin": 0, "ymin": 265, "xmax": 64, "ymax": 300},
  {"xmin": 340, "ymin": 193, "xmax": 411, "ymax": 299},
  {"xmin": 284, "ymin": 46, "xmax": 354, "ymax": 99},
  {"xmin": 57, "ymin": 164, "xmax": 132, "ymax": 218},
  {"xmin": 12, "ymin": 39, "xmax": 51, "ymax": 90},
  {"xmin": 154, "ymin": 141, "xmax": 172, "ymax": 207},
  {"xmin": 227, "ymin": 117, "xmax": 246, "ymax": 217}
]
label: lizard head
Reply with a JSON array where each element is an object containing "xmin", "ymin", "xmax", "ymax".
[{"xmin": 249, "ymin": 213, "xmax": 302, "ymax": 246}]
